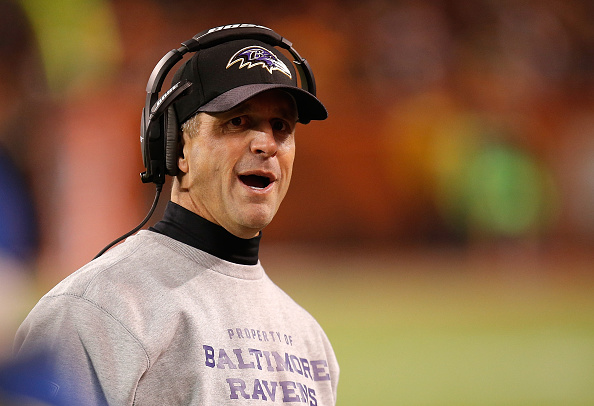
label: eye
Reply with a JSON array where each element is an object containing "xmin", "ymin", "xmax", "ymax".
[
  {"xmin": 229, "ymin": 116, "xmax": 247, "ymax": 127},
  {"xmin": 271, "ymin": 119, "xmax": 290, "ymax": 133}
]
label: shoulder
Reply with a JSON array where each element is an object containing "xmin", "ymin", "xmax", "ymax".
[
  {"xmin": 21, "ymin": 230, "xmax": 196, "ymax": 333},
  {"xmin": 45, "ymin": 230, "xmax": 194, "ymax": 298},
  {"xmin": 15, "ymin": 231, "xmax": 192, "ymax": 353}
]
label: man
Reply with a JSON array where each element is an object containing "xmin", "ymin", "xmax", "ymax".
[{"xmin": 14, "ymin": 25, "xmax": 339, "ymax": 405}]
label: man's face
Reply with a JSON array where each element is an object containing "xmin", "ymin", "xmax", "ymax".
[{"xmin": 175, "ymin": 89, "xmax": 298, "ymax": 239}]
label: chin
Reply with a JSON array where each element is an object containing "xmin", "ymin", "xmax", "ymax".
[
  {"xmin": 243, "ymin": 218, "xmax": 273, "ymax": 234},
  {"xmin": 239, "ymin": 209, "xmax": 276, "ymax": 234}
]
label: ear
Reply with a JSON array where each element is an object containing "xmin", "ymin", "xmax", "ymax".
[
  {"xmin": 177, "ymin": 149, "xmax": 189, "ymax": 174},
  {"xmin": 177, "ymin": 113, "xmax": 201, "ymax": 176}
]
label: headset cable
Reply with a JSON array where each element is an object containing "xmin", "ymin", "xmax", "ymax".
[{"xmin": 93, "ymin": 183, "xmax": 163, "ymax": 259}]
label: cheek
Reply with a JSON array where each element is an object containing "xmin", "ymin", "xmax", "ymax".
[
  {"xmin": 188, "ymin": 145, "xmax": 236, "ymax": 192},
  {"xmin": 284, "ymin": 142, "xmax": 296, "ymax": 172},
  {"xmin": 280, "ymin": 151, "xmax": 295, "ymax": 190},
  {"xmin": 187, "ymin": 150, "xmax": 206, "ymax": 183},
  {"xmin": 184, "ymin": 146, "xmax": 215, "ymax": 191}
]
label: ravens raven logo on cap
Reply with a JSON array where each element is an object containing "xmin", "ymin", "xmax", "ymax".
[{"xmin": 226, "ymin": 46, "xmax": 292, "ymax": 78}]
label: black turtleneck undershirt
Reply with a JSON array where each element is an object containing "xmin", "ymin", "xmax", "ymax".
[{"xmin": 149, "ymin": 201, "xmax": 261, "ymax": 265}]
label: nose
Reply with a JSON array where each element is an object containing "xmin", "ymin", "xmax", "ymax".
[{"xmin": 249, "ymin": 125, "xmax": 278, "ymax": 157}]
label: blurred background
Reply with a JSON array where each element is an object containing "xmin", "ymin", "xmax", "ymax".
[{"xmin": 1, "ymin": 0, "xmax": 593, "ymax": 404}]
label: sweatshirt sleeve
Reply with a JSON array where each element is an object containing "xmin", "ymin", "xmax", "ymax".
[{"xmin": 14, "ymin": 294, "xmax": 150, "ymax": 406}]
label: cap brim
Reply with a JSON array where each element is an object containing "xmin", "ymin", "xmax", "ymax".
[{"xmin": 198, "ymin": 84, "xmax": 328, "ymax": 123}]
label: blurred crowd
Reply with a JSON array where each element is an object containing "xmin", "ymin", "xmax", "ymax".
[{"xmin": 0, "ymin": 0, "xmax": 593, "ymax": 283}]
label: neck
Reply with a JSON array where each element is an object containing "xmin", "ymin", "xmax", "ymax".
[{"xmin": 149, "ymin": 201, "xmax": 261, "ymax": 265}]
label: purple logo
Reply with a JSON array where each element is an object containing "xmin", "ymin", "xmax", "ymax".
[{"xmin": 227, "ymin": 46, "xmax": 292, "ymax": 78}]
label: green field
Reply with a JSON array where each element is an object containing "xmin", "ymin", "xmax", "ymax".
[{"xmin": 265, "ymin": 247, "xmax": 594, "ymax": 406}]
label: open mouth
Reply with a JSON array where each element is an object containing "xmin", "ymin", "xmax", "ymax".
[{"xmin": 239, "ymin": 174, "xmax": 272, "ymax": 189}]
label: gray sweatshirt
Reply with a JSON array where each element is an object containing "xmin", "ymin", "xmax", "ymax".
[{"xmin": 14, "ymin": 230, "xmax": 339, "ymax": 405}]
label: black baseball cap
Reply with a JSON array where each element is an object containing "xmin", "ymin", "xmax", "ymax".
[{"xmin": 171, "ymin": 39, "xmax": 327, "ymax": 125}]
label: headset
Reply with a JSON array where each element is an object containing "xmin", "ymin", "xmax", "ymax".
[{"xmin": 94, "ymin": 24, "xmax": 318, "ymax": 259}]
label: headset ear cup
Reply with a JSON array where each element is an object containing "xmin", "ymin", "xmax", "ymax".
[{"xmin": 164, "ymin": 106, "xmax": 179, "ymax": 176}]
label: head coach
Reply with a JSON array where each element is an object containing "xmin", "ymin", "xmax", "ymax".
[{"xmin": 13, "ymin": 24, "xmax": 339, "ymax": 405}]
